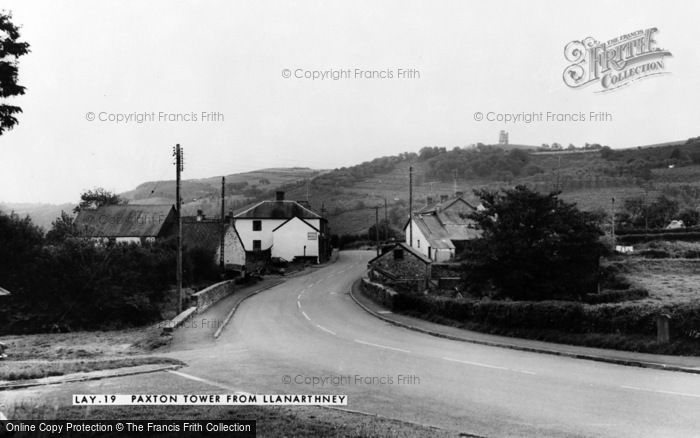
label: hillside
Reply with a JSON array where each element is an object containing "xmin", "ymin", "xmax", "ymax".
[
  {"xmin": 121, "ymin": 167, "xmax": 325, "ymax": 217},
  {"xmin": 280, "ymin": 139, "xmax": 700, "ymax": 235},
  {"xmin": 0, "ymin": 202, "xmax": 74, "ymax": 231},
  {"xmin": 6, "ymin": 138, "xmax": 700, "ymax": 237}
]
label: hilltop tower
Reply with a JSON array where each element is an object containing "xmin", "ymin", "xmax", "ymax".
[{"xmin": 499, "ymin": 130, "xmax": 509, "ymax": 145}]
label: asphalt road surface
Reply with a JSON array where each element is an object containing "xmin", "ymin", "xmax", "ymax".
[{"xmin": 5, "ymin": 250, "xmax": 700, "ymax": 437}]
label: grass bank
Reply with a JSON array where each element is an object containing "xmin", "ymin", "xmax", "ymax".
[
  {"xmin": 5, "ymin": 405, "xmax": 462, "ymax": 438},
  {"xmin": 0, "ymin": 357, "xmax": 184, "ymax": 382}
]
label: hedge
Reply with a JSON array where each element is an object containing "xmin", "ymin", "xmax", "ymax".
[{"xmin": 386, "ymin": 291, "xmax": 700, "ymax": 339}]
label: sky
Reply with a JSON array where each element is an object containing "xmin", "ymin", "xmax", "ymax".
[{"xmin": 1, "ymin": 0, "xmax": 699, "ymax": 203}]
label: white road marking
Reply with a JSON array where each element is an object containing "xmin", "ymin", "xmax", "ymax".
[
  {"xmin": 169, "ymin": 370, "xmax": 246, "ymax": 394},
  {"xmin": 329, "ymin": 292, "xmax": 338, "ymax": 295},
  {"xmin": 316, "ymin": 324, "xmax": 337, "ymax": 336},
  {"xmin": 442, "ymin": 356, "xmax": 536, "ymax": 375},
  {"xmin": 620, "ymin": 385, "xmax": 700, "ymax": 399},
  {"xmin": 354, "ymin": 339, "xmax": 411, "ymax": 354},
  {"xmin": 377, "ymin": 310, "xmax": 392, "ymax": 314},
  {"xmin": 302, "ymin": 311, "xmax": 311, "ymax": 321},
  {"xmin": 297, "ymin": 300, "xmax": 301, "ymax": 308},
  {"xmin": 297, "ymin": 293, "xmax": 302, "ymax": 300}
]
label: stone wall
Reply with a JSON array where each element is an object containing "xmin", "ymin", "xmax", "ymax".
[
  {"xmin": 361, "ymin": 277, "xmax": 398, "ymax": 310},
  {"xmin": 191, "ymin": 280, "xmax": 236, "ymax": 313}
]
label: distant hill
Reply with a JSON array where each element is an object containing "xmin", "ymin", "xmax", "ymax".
[
  {"xmin": 121, "ymin": 167, "xmax": 327, "ymax": 217},
  {"xmin": 5, "ymin": 138, "xmax": 700, "ymax": 237},
  {"xmin": 0, "ymin": 202, "xmax": 74, "ymax": 231}
]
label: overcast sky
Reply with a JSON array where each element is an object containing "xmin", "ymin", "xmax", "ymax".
[{"xmin": 1, "ymin": 0, "xmax": 699, "ymax": 203}]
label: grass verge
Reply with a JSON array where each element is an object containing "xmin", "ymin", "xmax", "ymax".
[
  {"xmin": 6, "ymin": 405, "xmax": 464, "ymax": 438},
  {"xmin": 0, "ymin": 357, "xmax": 184, "ymax": 382},
  {"xmin": 403, "ymin": 310, "xmax": 700, "ymax": 356}
]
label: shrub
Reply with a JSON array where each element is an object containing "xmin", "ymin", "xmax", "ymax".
[{"xmin": 582, "ymin": 288, "xmax": 649, "ymax": 304}]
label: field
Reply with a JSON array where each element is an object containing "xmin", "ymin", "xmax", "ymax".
[{"xmin": 621, "ymin": 258, "xmax": 700, "ymax": 306}]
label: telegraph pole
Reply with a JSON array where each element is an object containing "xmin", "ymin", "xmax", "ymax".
[
  {"xmin": 409, "ymin": 166, "xmax": 413, "ymax": 246},
  {"xmin": 375, "ymin": 206, "xmax": 380, "ymax": 256},
  {"xmin": 173, "ymin": 144, "xmax": 184, "ymax": 314},
  {"xmin": 220, "ymin": 176, "xmax": 226, "ymax": 275},
  {"xmin": 611, "ymin": 197, "xmax": 616, "ymax": 249},
  {"xmin": 384, "ymin": 198, "xmax": 388, "ymax": 242}
]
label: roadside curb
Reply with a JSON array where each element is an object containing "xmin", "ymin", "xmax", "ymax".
[
  {"xmin": 0, "ymin": 364, "xmax": 183, "ymax": 391},
  {"xmin": 349, "ymin": 279, "xmax": 700, "ymax": 376},
  {"xmin": 213, "ymin": 280, "xmax": 285, "ymax": 339}
]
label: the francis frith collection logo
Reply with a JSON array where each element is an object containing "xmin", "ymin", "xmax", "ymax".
[{"xmin": 563, "ymin": 28, "xmax": 672, "ymax": 92}]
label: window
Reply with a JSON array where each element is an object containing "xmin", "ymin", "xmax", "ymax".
[
  {"xmin": 393, "ymin": 249, "xmax": 404, "ymax": 260},
  {"xmin": 417, "ymin": 239, "xmax": 420, "ymax": 248},
  {"xmin": 252, "ymin": 220, "xmax": 262, "ymax": 231},
  {"xmin": 253, "ymin": 240, "xmax": 262, "ymax": 251}
]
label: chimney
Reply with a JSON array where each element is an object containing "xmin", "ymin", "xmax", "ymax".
[
  {"xmin": 196, "ymin": 209, "xmax": 205, "ymax": 222},
  {"xmin": 275, "ymin": 191, "xmax": 285, "ymax": 201},
  {"xmin": 440, "ymin": 194, "xmax": 449, "ymax": 203},
  {"xmin": 427, "ymin": 196, "xmax": 433, "ymax": 205},
  {"xmin": 455, "ymin": 191, "xmax": 464, "ymax": 198}
]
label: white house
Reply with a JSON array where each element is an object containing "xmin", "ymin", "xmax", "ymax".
[
  {"xmin": 272, "ymin": 216, "xmax": 321, "ymax": 261},
  {"xmin": 234, "ymin": 191, "xmax": 330, "ymax": 263},
  {"xmin": 405, "ymin": 194, "xmax": 480, "ymax": 262}
]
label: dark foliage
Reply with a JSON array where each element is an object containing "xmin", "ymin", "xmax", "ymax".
[
  {"xmin": 0, "ymin": 12, "xmax": 30, "ymax": 135},
  {"xmin": 0, "ymin": 211, "xmax": 218, "ymax": 334},
  {"xmin": 74, "ymin": 188, "xmax": 127, "ymax": 213},
  {"xmin": 424, "ymin": 147, "xmax": 532, "ymax": 181},
  {"xmin": 463, "ymin": 186, "xmax": 604, "ymax": 300}
]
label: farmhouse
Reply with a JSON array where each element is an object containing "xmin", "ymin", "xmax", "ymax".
[
  {"xmin": 182, "ymin": 210, "xmax": 246, "ymax": 271},
  {"xmin": 74, "ymin": 204, "xmax": 176, "ymax": 244},
  {"xmin": 234, "ymin": 191, "xmax": 330, "ymax": 263},
  {"xmin": 404, "ymin": 193, "xmax": 480, "ymax": 262}
]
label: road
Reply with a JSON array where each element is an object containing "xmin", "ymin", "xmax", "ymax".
[{"xmin": 4, "ymin": 250, "xmax": 700, "ymax": 437}]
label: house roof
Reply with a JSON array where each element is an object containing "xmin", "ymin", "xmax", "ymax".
[
  {"xmin": 411, "ymin": 214, "xmax": 456, "ymax": 250},
  {"xmin": 272, "ymin": 216, "xmax": 320, "ymax": 233},
  {"xmin": 418, "ymin": 196, "xmax": 476, "ymax": 214},
  {"xmin": 368, "ymin": 242, "xmax": 432, "ymax": 265},
  {"xmin": 406, "ymin": 196, "xmax": 480, "ymax": 248},
  {"xmin": 182, "ymin": 220, "xmax": 223, "ymax": 253},
  {"xmin": 234, "ymin": 200, "xmax": 323, "ymax": 220},
  {"xmin": 74, "ymin": 205, "xmax": 175, "ymax": 238},
  {"xmin": 182, "ymin": 218, "xmax": 245, "ymax": 253}
]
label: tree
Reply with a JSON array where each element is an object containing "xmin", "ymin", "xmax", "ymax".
[
  {"xmin": 73, "ymin": 188, "xmax": 126, "ymax": 213},
  {"xmin": 464, "ymin": 186, "xmax": 604, "ymax": 300},
  {"xmin": 46, "ymin": 210, "xmax": 78, "ymax": 244},
  {"xmin": 646, "ymin": 195, "xmax": 679, "ymax": 228},
  {"xmin": 678, "ymin": 208, "xmax": 700, "ymax": 227},
  {"xmin": 0, "ymin": 12, "xmax": 30, "ymax": 135},
  {"xmin": 0, "ymin": 210, "xmax": 43, "ymax": 292}
]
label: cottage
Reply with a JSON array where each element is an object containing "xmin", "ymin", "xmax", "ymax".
[
  {"xmin": 404, "ymin": 193, "xmax": 480, "ymax": 261},
  {"xmin": 234, "ymin": 191, "xmax": 330, "ymax": 263},
  {"xmin": 182, "ymin": 211, "xmax": 246, "ymax": 271},
  {"xmin": 367, "ymin": 242, "xmax": 432, "ymax": 291},
  {"xmin": 74, "ymin": 204, "xmax": 176, "ymax": 244}
]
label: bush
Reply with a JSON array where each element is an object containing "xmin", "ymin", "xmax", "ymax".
[
  {"xmin": 582, "ymin": 288, "xmax": 649, "ymax": 304},
  {"xmin": 639, "ymin": 249, "xmax": 671, "ymax": 258},
  {"xmin": 390, "ymin": 292, "xmax": 681, "ymax": 337}
]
